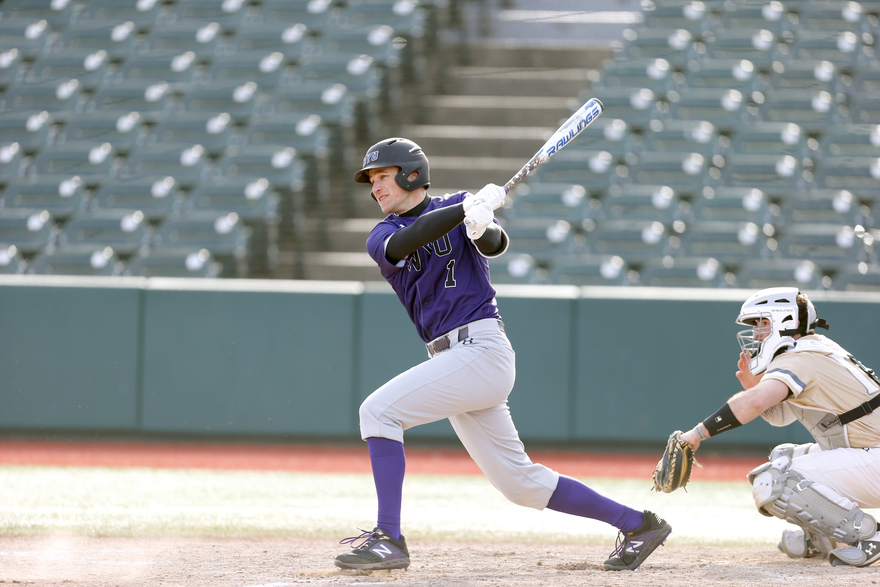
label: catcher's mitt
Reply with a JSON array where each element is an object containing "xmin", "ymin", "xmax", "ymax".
[{"xmin": 652, "ymin": 431, "xmax": 697, "ymax": 493}]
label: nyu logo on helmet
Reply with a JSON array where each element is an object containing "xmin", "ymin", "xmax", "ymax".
[{"xmin": 363, "ymin": 150, "xmax": 379, "ymax": 167}]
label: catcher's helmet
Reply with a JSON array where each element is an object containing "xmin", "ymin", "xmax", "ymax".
[
  {"xmin": 353, "ymin": 137, "xmax": 430, "ymax": 191},
  {"xmin": 735, "ymin": 287, "xmax": 829, "ymax": 374}
]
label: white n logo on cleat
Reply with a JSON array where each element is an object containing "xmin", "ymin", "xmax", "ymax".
[{"xmin": 372, "ymin": 544, "xmax": 394, "ymax": 559}]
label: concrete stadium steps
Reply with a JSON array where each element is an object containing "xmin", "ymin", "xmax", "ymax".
[
  {"xmin": 459, "ymin": 40, "xmax": 611, "ymax": 70},
  {"xmin": 428, "ymin": 155, "xmax": 526, "ymax": 196},
  {"xmin": 401, "ymin": 125, "xmax": 553, "ymax": 159},
  {"xmin": 300, "ymin": 251, "xmax": 382, "ymax": 281},
  {"xmin": 446, "ymin": 66, "xmax": 593, "ymax": 98},
  {"xmin": 419, "ymin": 95, "xmax": 575, "ymax": 127}
]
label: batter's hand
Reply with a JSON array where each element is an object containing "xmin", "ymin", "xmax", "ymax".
[
  {"xmin": 464, "ymin": 201, "xmax": 493, "ymax": 240},
  {"xmin": 473, "ymin": 183, "xmax": 506, "ymax": 210},
  {"xmin": 736, "ymin": 351, "xmax": 763, "ymax": 390}
]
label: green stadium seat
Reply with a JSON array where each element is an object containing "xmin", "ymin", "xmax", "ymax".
[
  {"xmin": 118, "ymin": 51, "xmax": 202, "ymax": 87},
  {"xmin": 0, "ymin": 47, "xmax": 24, "ymax": 89},
  {"xmin": 704, "ymin": 28, "xmax": 786, "ymax": 66},
  {"xmin": 59, "ymin": 111, "xmax": 145, "ymax": 154},
  {"xmin": 505, "ymin": 182, "xmax": 596, "ymax": 223},
  {"xmin": 628, "ymin": 151, "xmax": 715, "ymax": 194},
  {"xmin": 0, "ymin": 208, "xmax": 59, "ymax": 253},
  {"xmin": 144, "ymin": 20, "xmax": 227, "ymax": 59},
  {"xmin": 680, "ymin": 220, "xmax": 771, "ymax": 262},
  {"xmin": 215, "ymin": 145, "xmax": 308, "ymax": 192},
  {"xmin": 798, "ymin": 1, "xmax": 870, "ymax": 33},
  {"xmin": 600, "ymin": 184, "xmax": 687, "ymax": 224},
  {"xmin": 530, "ymin": 148, "xmax": 621, "ymax": 190},
  {"xmin": 849, "ymin": 90, "xmax": 880, "ymax": 124},
  {"xmin": 152, "ymin": 112, "xmax": 235, "ymax": 154},
  {"xmin": 768, "ymin": 59, "xmax": 845, "ymax": 94},
  {"xmin": 32, "ymin": 142, "xmax": 118, "ymax": 181},
  {"xmin": 816, "ymin": 124, "xmax": 880, "ymax": 157},
  {"xmin": 666, "ymin": 87, "xmax": 751, "ymax": 129},
  {"xmin": 1, "ymin": 79, "xmax": 85, "ymax": 117},
  {"xmin": 0, "ymin": 0, "xmax": 76, "ymax": 28},
  {"xmin": 27, "ymin": 49, "xmax": 113, "ymax": 89},
  {"xmin": 73, "ymin": 0, "xmax": 164, "ymax": 28},
  {"xmin": 125, "ymin": 246, "xmax": 223, "ymax": 278},
  {"xmin": 558, "ymin": 117, "xmax": 635, "ymax": 158},
  {"xmin": 57, "ymin": 20, "xmax": 139, "ymax": 59},
  {"xmin": 683, "ymin": 58, "xmax": 763, "ymax": 93},
  {"xmin": 720, "ymin": 153, "xmax": 808, "ymax": 192},
  {"xmin": 0, "ymin": 19, "xmax": 53, "ymax": 61},
  {"xmin": 57, "ymin": 209, "xmax": 152, "ymax": 255},
  {"xmin": 641, "ymin": 119, "xmax": 724, "ymax": 157},
  {"xmin": 90, "ymin": 81, "xmax": 175, "ymax": 115},
  {"xmin": 486, "ymin": 253, "xmax": 546, "ymax": 285},
  {"xmin": 0, "ymin": 243, "xmax": 26, "ymax": 274},
  {"xmin": 123, "ymin": 144, "xmax": 210, "ymax": 186},
  {"xmin": 638, "ymin": 255, "xmax": 734, "ymax": 288},
  {"xmin": 0, "ymin": 176, "xmax": 88, "ymax": 220},
  {"xmin": 728, "ymin": 122, "xmax": 811, "ymax": 158},
  {"xmin": 734, "ymin": 258, "xmax": 826, "ymax": 291},
  {"xmin": 851, "ymin": 60, "xmax": 880, "ymax": 93},
  {"xmin": 152, "ymin": 211, "xmax": 252, "ymax": 275},
  {"xmin": 256, "ymin": 0, "xmax": 341, "ymax": 34},
  {"xmin": 640, "ymin": 0, "xmax": 716, "ymax": 35},
  {"xmin": 690, "ymin": 186, "xmax": 775, "ymax": 224},
  {"xmin": 317, "ymin": 23, "xmax": 405, "ymax": 68},
  {"xmin": 775, "ymin": 223, "xmax": 869, "ymax": 270},
  {"xmin": 759, "ymin": 88, "xmax": 845, "ymax": 131},
  {"xmin": 499, "ymin": 217, "xmax": 578, "ymax": 262},
  {"xmin": 718, "ymin": 0, "xmax": 796, "ymax": 35},
  {"xmin": 0, "ymin": 141, "xmax": 25, "ymax": 180},
  {"xmin": 546, "ymin": 253, "xmax": 639, "ymax": 286},
  {"xmin": 207, "ymin": 50, "xmax": 296, "ymax": 89},
  {"xmin": 787, "ymin": 30, "xmax": 871, "ymax": 69},
  {"xmin": 231, "ymin": 21, "xmax": 315, "ymax": 57},
  {"xmin": 181, "ymin": 81, "xmax": 263, "ymax": 119},
  {"xmin": 342, "ymin": 0, "xmax": 431, "ymax": 39},
  {"xmin": 28, "ymin": 244, "xmax": 124, "ymax": 276},
  {"xmin": 618, "ymin": 27, "xmax": 701, "ymax": 62},
  {"xmin": 777, "ymin": 189, "xmax": 868, "ymax": 226},
  {"xmin": 91, "ymin": 176, "xmax": 183, "ymax": 220},
  {"xmin": 589, "ymin": 58, "xmax": 678, "ymax": 94},
  {"xmin": 584, "ymin": 218, "xmax": 678, "ymax": 264},
  {"xmin": 830, "ymin": 262, "xmax": 880, "ymax": 291},
  {"xmin": 169, "ymin": 0, "xmax": 254, "ymax": 28},
  {"xmin": 813, "ymin": 156, "xmax": 880, "ymax": 191},
  {"xmin": 0, "ymin": 110, "xmax": 54, "ymax": 151},
  {"xmin": 186, "ymin": 178, "xmax": 280, "ymax": 222}
]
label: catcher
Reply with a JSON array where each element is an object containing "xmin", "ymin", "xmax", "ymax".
[{"xmin": 656, "ymin": 287, "xmax": 880, "ymax": 567}]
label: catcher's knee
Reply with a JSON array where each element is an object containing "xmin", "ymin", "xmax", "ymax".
[
  {"xmin": 748, "ymin": 457, "xmax": 877, "ymax": 545},
  {"xmin": 768, "ymin": 442, "xmax": 816, "ymax": 462}
]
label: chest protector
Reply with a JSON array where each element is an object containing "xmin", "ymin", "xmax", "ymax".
[{"xmin": 782, "ymin": 339, "xmax": 880, "ymax": 450}]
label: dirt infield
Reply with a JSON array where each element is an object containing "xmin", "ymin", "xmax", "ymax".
[{"xmin": 1, "ymin": 535, "xmax": 874, "ymax": 587}]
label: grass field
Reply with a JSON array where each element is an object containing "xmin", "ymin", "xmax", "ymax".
[{"xmin": 0, "ymin": 465, "xmax": 785, "ymax": 547}]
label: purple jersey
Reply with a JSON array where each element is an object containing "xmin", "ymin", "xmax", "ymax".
[{"xmin": 366, "ymin": 191, "xmax": 502, "ymax": 342}]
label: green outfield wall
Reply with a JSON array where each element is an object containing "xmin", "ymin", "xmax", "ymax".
[{"xmin": 2, "ymin": 275, "xmax": 879, "ymax": 451}]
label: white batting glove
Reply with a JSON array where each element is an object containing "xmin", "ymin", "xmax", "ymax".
[
  {"xmin": 464, "ymin": 201, "xmax": 494, "ymax": 240},
  {"xmin": 474, "ymin": 183, "xmax": 506, "ymax": 210}
]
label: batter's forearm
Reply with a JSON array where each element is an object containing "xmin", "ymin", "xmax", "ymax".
[{"xmin": 385, "ymin": 204, "xmax": 465, "ymax": 262}]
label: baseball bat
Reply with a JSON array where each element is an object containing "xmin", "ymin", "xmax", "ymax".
[{"xmin": 503, "ymin": 97, "xmax": 605, "ymax": 193}]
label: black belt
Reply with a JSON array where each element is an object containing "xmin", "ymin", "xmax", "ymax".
[
  {"xmin": 426, "ymin": 320, "xmax": 504, "ymax": 357},
  {"xmin": 837, "ymin": 393, "xmax": 880, "ymax": 426}
]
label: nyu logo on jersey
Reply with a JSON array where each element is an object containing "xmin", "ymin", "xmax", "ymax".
[{"xmin": 363, "ymin": 150, "xmax": 379, "ymax": 167}]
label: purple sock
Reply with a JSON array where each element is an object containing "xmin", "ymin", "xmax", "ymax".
[
  {"xmin": 546, "ymin": 475, "xmax": 645, "ymax": 532},
  {"xmin": 366, "ymin": 437, "xmax": 406, "ymax": 540}
]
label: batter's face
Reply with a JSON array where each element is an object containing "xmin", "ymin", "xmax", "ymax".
[{"xmin": 368, "ymin": 167, "xmax": 423, "ymax": 215}]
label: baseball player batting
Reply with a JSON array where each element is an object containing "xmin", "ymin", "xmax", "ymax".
[{"xmin": 333, "ymin": 137, "xmax": 671, "ymax": 572}]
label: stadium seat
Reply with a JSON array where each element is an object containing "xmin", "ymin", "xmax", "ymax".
[
  {"xmin": 91, "ymin": 176, "xmax": 183, "ymax": 220},
  {"xmin": 787, "ymin": 30, "xmax": 872, "ymax": 68},
  {"xmin": 59, "ymin": 111, "xmax": 146, "ymax": 154},
  {"xmin": 704, "ymin": 28, "xmax": 786, "ymax": 66},
  {"xmin": 31, "ymin": 47, "xmax": 114, "ymax": 88},
  {"xmin": 0, "ymin": 208, "xmax": 58, "ymax": 253},
  {"xmin": 0, "ymin": 18, "xmax": 54, "ymax": 60},
  {"xmin": 640, "ymin": 0, "xmax": 716, "ymax": 34},
  {"xmin": 546, "ymin": 253, "xmax": 640, "ymax": 286},
  {"xmin": 600, "ymin": 184, "xmax": 687, "ymax": 224},
  {"xmin": 559, "ymin": 117, "xmax": 636, "ymax": 158},
  {"xmin": 0, "ymin": 243, "xmax": 26, "ymax": 274},
  {"xmin": 775, "ymin": 223, "xmax": 869, "ymax": 270},
  {"xmin": 181, "ymin": 81, "xmax": 263, "ymax": 119},
  {"xmin": 530, "ymin": 149, "xmax": 621, "ymax": 190},
  {"xmin": 617, "ymin": 27, "xmax": 702, "ymax": 62},
  {"xmin": 666, "ymin": 87, "xmax": 751, "ymax": 129},
  {"xmin": 638, "ymin": 255, "xmax": 734, "ymax": 288},
  {"xmin": 640, "ymin": 118, "xmax": 724, "ymax": 157},
  {"xmin": 295, "ymin": 51, "xmax": 385, "ymax": 103},
  {"xmin": 584, "ymin": 218, "xmax": 678, "ymax": 264},
  {"xmin": 590, "ymin": 58, "xmax": 678, "ymax": 94},
  {"xmin": 215, "ymin": 144, "xmax": 309, "ymax": 192},
  {"xmin": 849, "ymin": 90, "xmax": 880, "ymax": 124},
  {"xmin": 1, "ymin": 79, "xmax": 85, "ymax": 117},
  {"xmin": 151, "ymin": 112, "xmax": 236, "ymax": 155},
  {"xmin": 90, "ymin": 81, "xmax": 175, "ymax": 115},
  {"xmin": 0, "ymin": 176, "xmax": 87, "ymax": 220},
  {"xmin": 231, "ymin": 21, "xmax": 315, "ymax": 58},
  {"xmin": 499, "ymin": 217, "xmax": 578, "ymax": 262},
  {"xmin": 851, "ymin": 60, "xmax": 880, "ymax": 93},
  {"xmin": 210, "ymin": 50, "xmax": 298, "ymax": 90},
  {"xmin": 690, "ymin": 186, "xmax": 775, "ymax": 224},
  {"xmin": 57, "ymin": 20, "xmax": 139, "ymax": 59},
  {"xmin": 798, "ymin": 1, "xmax": 870, "ymax": 33},
  {"xmin": 168, "ymin": 0, "xmax": 254, "ymax": 28},
  {"xmin": 683, "ymin": 58, "xmax": 763, "ymax": 93},
  {"xmin": 123, "ymin": 144, "xmax": 210, "ymax": 186},
  {"xmin": 317, "ymin": 23, "xmax": 404, "ymax": 67},
  {"xmin": 32, "ymin": 142, "xmax": 118, "ymax": 181},
  {"xmin": 718, "ymin": 0, "xmax": 796, "ymax": 35},
  {"xmin": 759, "ymin": 89, "xmax": 844, "ymax": 130},
  {"xmin": 768, "ymin": 59, "xmax": 845, "ymax": 94},
  {"xmin": 628, "ymin": 151, "xmax": 715, "ymax": 194},
  {"xmin": 0, "ymin": 0, "xmax": 76, "ymax": 27},
  {"xmin": 186, "ymin": 178, "xmax": 280, "ymax": 222},
  {"xmin": 777, "ymin": 189, "xmax": 868, "ymax": 226},
  {"xmin": 505, "ymin": 182, "xmax": 596, "ymax": 223},
  {"xmin": 118, "ymin": 51, "xmax": 202, "ymax": 87},
  {"xmin": 28, "ymin": 244, "xmax": 124, "ymax": 276},
  {"xmin": 125, "ymin": 246, "xmax": 222, "ymax": 278},
  {"xmin": 816, "ymin": 124, "xmax": 880, "ymax": 157},
  {"xmin": 734, "ymin": 257, "xmax": 826, "ymax": 291},
  {"xmin": 830, "ymin": 261, "xmax": 880, "ymax": 291},
  {"xmin": 73, "ymin": 0, "xmax": 164, "ymax": 28},
  {"xmin": 486, "ymin": 253, "xmax": 546, "ymax": 285},
  {"xmin": 680, "ymin": 220, "xmax": 771, "ymax": 262},
  {"xmin": 813, "ymin": 156, "xmax": 880, "ymax": 191},
  {"xmin": 0, "ymin": 141, "xmax": 25, "ymax": 180},
  {"xmin": 255, "ymin": 0, "xmax": 341, "ymax": 34},
  {"xmin": 0, "ymin": 47, "xmax": 24, "ymax": 89},
  {"xmin": 57, "ymin": 209, "xmax": 152, "ymax": 255},
  {"xmin": 581, "ymin": 86, "xmax": 663, "ymax": 131},
  {"xmin": 152, "ymin": 211, "xmax": 252, "ymax": 276},
  {"xmin": 727, "ymin": 122, "xmax": 811, "ymax": 158},
  {"xmin": 720, "ymin": 153, "xmax": 808, "ymax": 192},
  {"xmin": 0, "ymin": 110, "xmax": 53, "ymax": 151},
  {"xmin": 144, "ymin": 20, "xmax": 227, "ymax": 59}
]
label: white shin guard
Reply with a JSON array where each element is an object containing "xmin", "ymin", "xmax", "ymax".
[{"xmin": 749, "ymin": 457, "xmax": 877, "ymax": 546}]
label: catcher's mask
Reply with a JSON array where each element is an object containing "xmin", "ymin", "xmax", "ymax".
[{"xmin": 735, "ymin": 287, "xmax": 829, "ymax": 375}]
